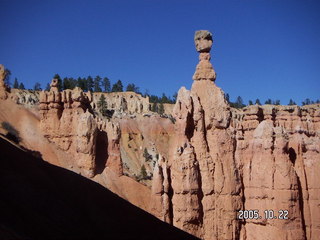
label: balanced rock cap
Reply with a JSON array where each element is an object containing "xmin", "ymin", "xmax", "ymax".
[{"xmin": 194, "ymin": 30, "xmax": 213, "ymax": 53}]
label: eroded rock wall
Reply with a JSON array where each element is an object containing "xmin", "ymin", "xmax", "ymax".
[
  {"xmin": 38, "ymin": 80, "xmax": 123, "ymax": 178},
  {"xmin": 149, "ymin": 30, "xmax": 320, "ymax": 240}
]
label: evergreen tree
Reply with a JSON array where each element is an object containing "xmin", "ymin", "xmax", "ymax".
[
  {"xmin": 172, "ymin": 92, "xmax": 178, "ymax": 103},
  {"xmin": 4, "ymin": 68, "xmax": 11, "ymax": 87},
  {"xmin": 87, "ymin": 76, "xmax": 94, "ymax": 92},
  {"xmin": 225, "ymin": 93, "xmax": 230, "ymax": 103},
  {"xmin": 144, "ymin": 89, "xmax": 150, "ymax": 98},
  {"xmin": 265, "ymin": 99, "xmax": 272, "ymax": 104},
  {"xmin": 94, "ymin": 75, "xmax": 102, "ymax": 92},
  {"xmin": 97, "ymin": 94, "xmax": 108, "ymax": 116},
  {"xmin": 235, "ymin": 96, "xmax": 245, "ymax": 108},
  {"xmin": 248, "ymin": 100, "xmax": 253, "ymax": 105},
  {"xmin": 45, "ymin": 83, "xmax": 50, "ymax": 91},
  {"xmin": 18, "ymin": 82, "xmax": 25, "ymax": 90},
  {"xmin": 13, "ymin": 78, "xmax": 19, "ymax": 88},
  {"xmin": 102, "ymin": 77, "xmax": 111, "ymax": 92},
  {"xmin": 140, "ymin": 164, "xmax": 147, "ymax": 179},
  {"xmin": 63, "ymin": 77, "xmax": 72, "ymax": 90},
  {"xmin": 273, "ymin": 100, "xmax": 280, "ymax": 105},
  {"xmin": 158, "ymin": 102, "xmax": 165, "ymax": 115},
  {"xmin": 149, "ymin": 95, "xmax": 159, "ymax": 103},
  {"xmin": 53, "ymin": 74, "xmax": 62, "ymax": 91},
  {"xmin": 302, "ymin": 98, "xmax": 311, "ymax": 106},
  {"xmin": 126, "ymin": 83, "xmax": 139, "ymax": 93},
  {"xmin": 77, "ymin": 77, "xmax": 86, "ymax": 91},
  {"xmin": 143, "ymin": 148, "xmax": 152, "ymax": 161},
  {"xmin": 288, "ymin": 99, "xmax": 296, "ymax": 105},
  {"xmin": 111, "ymin": 80, "xmax": 123, "ymax": 92},
  {"xmin": 151, "ymin": 103, "xmax": 158, "ymax": 112},
  {"xmin": 33, "ymin": 82, "xmax": 42, "ymax": 91},
  {"xmin": 255, "ymin": 99, "xmax": 261, "ymax": 105},
  {"xmin": 160, "ymin": 93, "xmax": 169, "ymax": 103}
]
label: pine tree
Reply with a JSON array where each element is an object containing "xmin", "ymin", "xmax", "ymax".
[
  {"xmin": 33, "ymin": 82, "xmax": 42, "ymax": 91},
  {"xmin": 235, "ymin": 96, "xmax": 245, "ymax": 108},
  {"xmin": 63, "ymin": 77, "xmax": 72, "ymax": 90},
  {"xmin": 126, "ymin": 83, "xmax": 139, "ymax": 93},
  {"xmin": 87, "ymin": 76, "xmax": 94, "ymax": 92},
  {"xmin": 158, "ymin": 102, "xmax": 165, "ymax": 115},
  {"xmin": 273, "ymin": 100, "xmax": 280, "ymax": 105},
  {"xmin": 151, "ymin": 103, "xmax": 158, "ymax": 112},
  {"xmin": 288, "ymin": 99, "xmax": 296, "ymax": 105},
  {"xmin": 248, "ymin": 100, "xmax": 253, "ymax": 105},
  {"xmin": 77, "ymin": 77, "xmax": 86, "ymax": 91},
  {"xmin": 4, "ymin": 68, "xmax": 11, "ymax": 87},
  {"xmin": 302, "ymin": 98, "xmax": 311, "ymax": 106},
  {"xmin": 18, "ymin": 82, "xmax": 25, "ymax": 90},
  {"xmin": 143, "ymin": 148, "xmax": 152, "ymax": 161},
  {"xmin": 255, "ymin": 99, "xmax": 261, "ymax": 105},
  {"xmin": 111, "ymin": 80, "xmax": 123, "ymax": 92},
  {"xmin": 172, "ymin": 92, "xmax": 178, "ymax": 103},
  {"xmin": 265, "ymin": 99, "xmax": 272, "ymax": 104},
  {"xmin": 225, "ymin": 93, "xmax": 230, "ymax": 103},
  {"xmin": 45, "ymin": 83, "xmax": 50, "ymax": 91},
  {"xmin": 13, "ymin": 78, "xmax": 19, "ymax": 88},
  {"xmin": 140, "ymin": 164, "xmax": 147, "ymax": 179},
  {"xmin": 94, "ymin": 75, "xmax": 102, "ymax": 92},
  {"xmin": 97, "ymin": 94, "xmax": 108, "ymax": 116},
  {"xmin": 102, "ymin": 77, "xmax": 111, "ymax": 92}
]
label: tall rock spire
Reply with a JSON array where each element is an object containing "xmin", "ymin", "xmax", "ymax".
[
  {"xmin": 0, "ymin": 64, "xmax": 9, "ymax": 100},
  {"xmin": 192, "ymin": 30, "xmax": 216, "ymax": 81}
]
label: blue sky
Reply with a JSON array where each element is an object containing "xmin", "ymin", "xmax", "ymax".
[{"xmin": 1, "ymin": 0, "xmax": 319, "ymax": 105}]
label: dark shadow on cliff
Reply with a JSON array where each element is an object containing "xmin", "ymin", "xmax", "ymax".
[
  {"xmin": 95, "ymin": 130, "xmax": 108, "ymax": 174},
  {"xmin": 0, "ymin": 137, "xmax": 199, "ymax": 240}
]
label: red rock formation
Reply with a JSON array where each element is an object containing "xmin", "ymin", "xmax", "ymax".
[
  {"xmin": 1, "ymin": 30, "xmax": 319, "ymax": 240},
  {"xmin": 39, "ymin": 79, "xmax": 122, "ymax": 178},
  {"xmin": 149, "ymin": 30, "xmax": 320, "ymax": 240},
  {"xmin": 0, "ymin": 64, "xmax": 9, "ymax": 100}
]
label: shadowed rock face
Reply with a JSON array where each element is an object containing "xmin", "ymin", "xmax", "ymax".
[{"xmin": 0, "ymin": 136, "xmax": 199, "ymax": 240}]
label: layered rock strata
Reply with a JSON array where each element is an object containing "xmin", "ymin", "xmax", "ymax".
[
  {"xmin": 150, "ymin": 30, "xmax": 320, "ymax": 240},
  {"xmin": 39, "ymin": 79, "xmax": 122, "ymax": 177},
  {"xmin": 0, "ymin": 64, "xmax": 9, "ymax": 100},
  {"xmin": 1, "ymin": 29, "xmax": 319, "ymax": 240},
  {"xmin": 92, "ymin": 92, "xmax": 150, "ymax": 115}
]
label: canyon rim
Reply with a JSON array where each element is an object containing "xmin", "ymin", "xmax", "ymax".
[{"xmin": 0, "ymin": 30, "xmax": 319, "ymax": 240}]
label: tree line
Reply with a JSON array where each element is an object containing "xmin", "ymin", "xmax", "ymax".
[
  {"xmin": 225, "ymin": 93, "xmax": 320, "ymax": 108},
  {"xmin": 4, "ymin": 68, "xmax": 319, "ymax": 107}
]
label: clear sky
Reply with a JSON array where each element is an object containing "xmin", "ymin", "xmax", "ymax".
[{"xmin": 1, "ymin": 0, "xmax": 319, "ymax": 105}]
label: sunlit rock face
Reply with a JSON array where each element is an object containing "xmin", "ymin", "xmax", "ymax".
[
  {"xmin": 149, "ymin": 30, "xmax": 320, "ymax": 240},
  {"xmin": 193, "ymin": 30, "xmax": 216, "ymax": 82},
  {"xmin": 1, "ymin": 30, "xmax": 319, "ymax": 240},
  {"xmin": 0, "ymin": 64, "xmax": 9, "ymax": 100},
  {"xmin": 39, "ymin": 79, "xmax": 122, "ymax": 178}
]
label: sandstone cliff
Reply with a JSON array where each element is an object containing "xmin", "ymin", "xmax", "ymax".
[
  {"xmin": 149, "ymin": 31, "xmax": 320, "ymax": 240},
  {"xmin": 0, "ymin": 30, "xmax": 319, "ymax": 240}
]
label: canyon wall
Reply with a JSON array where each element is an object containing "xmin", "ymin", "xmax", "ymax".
[
  {"xmin": 0, "ymin": 30, "xmax": 319, "ymax": 240},
  {"xmin": 149, "ymin": 30, "xmax": 320, "ymax": 240},
  {"xmin": 38, "ymin": 79, "xmax": 123, "ymax": 178}
]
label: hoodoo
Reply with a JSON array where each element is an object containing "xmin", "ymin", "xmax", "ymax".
[
  {"xmin": 0, "ymin": 30, "xmax": 319, "ymax": 240},
  {"xmin": 193, "ymin": 30, "xmax": 216, "ymax": 82}
]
